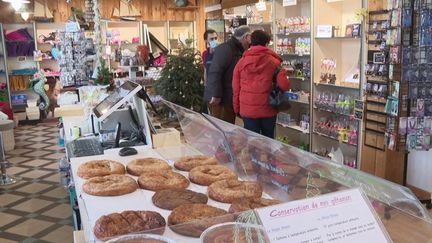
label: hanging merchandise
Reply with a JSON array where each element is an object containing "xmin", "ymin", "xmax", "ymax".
[
  {"xmin": 398, "ymin": 1, "xmax": 432, "ymax": 151},
  {"xmin": 58, "ymin": 31, "xmax": 89, "ymax": 86}
]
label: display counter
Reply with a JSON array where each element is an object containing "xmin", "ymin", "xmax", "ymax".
[{"xmin": 70, "ymin": 101, "xmax": 432, "ymax": 242}]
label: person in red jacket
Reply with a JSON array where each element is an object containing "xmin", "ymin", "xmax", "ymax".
[{"xmin": 233, "ymin": 30, "xmax": 290, "ymax": 138}]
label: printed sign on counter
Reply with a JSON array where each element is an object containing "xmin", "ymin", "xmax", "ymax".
[{"xmin": 256, "ymin": 188, "xmax": 392, "ymax": 243}]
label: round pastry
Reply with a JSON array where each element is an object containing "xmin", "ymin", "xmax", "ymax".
[
  {"xmin": 168, "ymin": 204, "xmax": 231, "ymax": 237},
  {"xmin": 152, "ymin": 189, "xmax": 208, "ymax": 210},
  {"xmin": 208, "ymin": 179, "xmax": 262, "ymax": 203},
  {"xmin": 174, "ymin": 155, "xmax": 219, "ymax": 171},
  {"xmin": 127, "ymin": 158, "xmax": 171, "ymax": 176},
  {"xmin": 229, "ymin": 198, "xmax": 282, "ymax": 213},
  {"xmin": 83, "ymin": 174, "xmax": 138, "ymax": 196},
  {"xmin": 93, "ymin": 210, "xmax": 166, "ymax": 240},
  {"xmin": 138, "ymin": 171, "xmax": 189, "ymax": 191},
  {"xmin": 189, "ymin": 165, "xmax": 237, "ymax": 186},
  {"xmin": 77, "ymin": 160, "xmax": 125, "ymax": 179}
]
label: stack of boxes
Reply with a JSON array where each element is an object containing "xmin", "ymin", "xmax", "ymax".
[{"xmin": 26, "ymin": 98, "xmax": 40, "ymax": 120}]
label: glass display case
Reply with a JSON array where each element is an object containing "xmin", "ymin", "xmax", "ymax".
[
  {"xmin": 72, "ymin": 100, "xmax": 432, "ymax": 243},
  {"xmin": 159, "ymin": 100, "xmax": 432, "ymax": 242}
]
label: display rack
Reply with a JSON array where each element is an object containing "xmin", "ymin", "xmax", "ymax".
[
  {"xmin": 360, "ymin": 0, "xmax": 407, "ymax": 185},
  {"xmin": 3, "ymin": 23, "xmax": 39, "ymax": 121},
  {"xmin": 311, "ymin": 0, "xmax": 363, "ymax": 169},
  {"xmin": 35, "ymin": 23, "xmax": 65, "ymax": 77},
  {"xmin": 104, "ymin": 20, "xmax": 143, "ymax": 72},
  {"xmin": 273, "ymin": 0, "xmax": 312, "ymax": 151},
  {"xmin": 0, "ymin": 24, "xmax": 10, "ymax": 107}
]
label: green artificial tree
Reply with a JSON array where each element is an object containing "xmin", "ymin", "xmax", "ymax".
[
  {"xmin": 154, "ymin": 47, "xmax": 204, "ymax": 112},
  {"xmin": 95, "ymin": 58, "xmax": 114, "ymax": 90}
]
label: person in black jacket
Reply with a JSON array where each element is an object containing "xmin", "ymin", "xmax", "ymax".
[{"xmin": 205, "ymin": 25, "xmax": 252, "ymax": 124}]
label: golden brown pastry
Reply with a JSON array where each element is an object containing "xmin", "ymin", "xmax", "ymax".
[
  {"xmin": 77, "ymin": 160, "xmax": 125, "ymax": 179},
  {"xmin": 83, "ymin": 174, "xmax": 138, "ymax": 196},
  {"xmin": 137, "ymin": 171, "xmax": 189, "ymax": 191},
  {"xmin": 174, "ymin": 155, "xmax": 219, "ymax": 171},
  {"xmin": 208, "ymin": 179, "xmax": 262, "ymax": 203},
  {"xmin": 127, "ymin": 158, "xmax": 171, "ymax": 176},
  {"xmin": 189, "ymin": 165, "xmax": 237, "ymax": 186},
  {"xmin": 93, "ymin": 210, "xmax": 166, "ymax": 240}
]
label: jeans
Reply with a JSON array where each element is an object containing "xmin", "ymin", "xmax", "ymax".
[{"xmin": 243, "ymin": 116, "xmax": 277, "ymax": 138}]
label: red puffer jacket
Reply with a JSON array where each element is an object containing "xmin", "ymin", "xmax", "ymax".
[{"xmin": 233, "ymin": 46, "xmax": 290, "ymax": 118}]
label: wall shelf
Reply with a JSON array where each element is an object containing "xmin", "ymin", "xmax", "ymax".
[
  {"xmin": 314, "ymin": 82, "xmax": 360, "ymax": 90},
  {"xmin": 277, "ymin": 122, "xmax": 310, "ymax": 134}
]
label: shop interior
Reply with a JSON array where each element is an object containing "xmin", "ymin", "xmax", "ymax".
[{"xmin": 0, "ymin": 0, "xmax": 431, "ymax": 242}]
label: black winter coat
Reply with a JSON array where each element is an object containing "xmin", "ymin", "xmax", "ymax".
[{"xmin": 204, "ymin": 37, "xmax": 245, "ymax": 105}]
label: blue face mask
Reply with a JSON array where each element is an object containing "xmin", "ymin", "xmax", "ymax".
[{"xmin": 209, "ymin": 40, "xmax": 218, "ymax": 49}]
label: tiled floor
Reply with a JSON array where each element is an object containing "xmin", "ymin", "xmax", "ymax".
[{"xmin": 0, "ymin": 123, "xmax": 73, "ymax": 243}]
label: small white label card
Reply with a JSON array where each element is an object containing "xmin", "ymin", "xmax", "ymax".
[
  {"xmin": 283, "ymin": 0, "xmax": 297, "ymax": 6},
  {"xmin": 256, "ymin": 188, "xmax": 392, "ymax": 243},
  {"xmin": 316, "ymin": 25, "xmax": 333, "ymax": 38},
  {"xmin": 255, "ymin": 2, "xmax": 267, "ymax": 11}
]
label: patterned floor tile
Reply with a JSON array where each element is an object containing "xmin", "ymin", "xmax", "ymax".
[
  {"xmin": 5, "ymin": 219, "xmax": 54, "ymax": 237},
  {"xmin": 1, "ymin": 123, "xmax": 73, "ymax": 242},
  {"xmin": 23, "ymin": 150, "xmax": 51, "ymax": 158},
  {"xmin": 13, "ymin": 198, "xmax": 54, "ymax": 213},
  {"xmin": 43, "ymin": 187, "xmax": 68, "ymax": 199},
  {"xmin": 6, "ymin": 149, "xmax": 32, "ymax": 156},
  {"xmin": 0, "ymin": 193, "xmax": 25, "ymax": 207},
  {"xmin": 40, "ymin": 225, "xmax": 74, "ymax": 243},
  {"xmin": 27, "ymin": 143, "xmax": 51, "ymax": 149},
  {"xmin": 40, "ymin": 174, "xmax": 60, "ymax": 184},
  {"xmin": 0, "ymin": 212, "xmax": 21, "ymax": 228},
  {"xmin": 16, "ymin": 183, "xmax": 52, "ymax": 194},
  {"xmin": 21, "ymin": 159, "xmax": 52, "ymax": 168},
  {"xmin": 42, "ymin": 204, "xmax": 72, "ymax": 219}
]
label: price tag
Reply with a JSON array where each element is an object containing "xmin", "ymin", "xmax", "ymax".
[
  {"xmin": 283, "ymin": 0, "xmax": 297, "ymax": 6},
  {"xmin": 256, "ymin": 188, "xmax": 392, "ymax": 243}
]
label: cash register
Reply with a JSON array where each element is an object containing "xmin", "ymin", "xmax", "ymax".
[{"xmin": 66, "ymin": 81, "xmax": 152, "ymax": 158}]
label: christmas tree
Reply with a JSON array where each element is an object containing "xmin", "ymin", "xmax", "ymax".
[
  {"xmin": 154, "ymin": 48, "xmax": 204, "ymax": 111},
  {"xmin": 95, "ymin": 59, "xmax": 111, "ymax": 85}
]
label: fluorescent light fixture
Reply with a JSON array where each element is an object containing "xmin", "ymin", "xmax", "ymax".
[{"xmin": 2, "ymin": 0, "xmax": 30, "ymax": 11}]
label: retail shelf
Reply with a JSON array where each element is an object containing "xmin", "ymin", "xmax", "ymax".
[
  {"xmin": 315, "ymin": 36, "xmax": 361, "ymax": 40},
  {"xmin": 313, "ymin": 106, "xmax": 354, "ymax": 117},
  {"xmin": 314, "ymin": 82, "xmax": 360, "ymax": 90},
  {"xmin": 366, "ymin": 96, "xmax": 387, "ymax": 104},
  {"xmin": 288, "ymin": 76, "xmax": 309, "ymax": 81},
  {"xmin": 287, "ymin": 99, "xmax": 309, "ymax": 105},
  {"xmin": 313, "ymin": 131, "xmax": 357, "ymax": 147},
  {"xmin": 277, "ymin": 122, "xmax": 310, "ymax": 134},
  {"xmin": 276, "ymin": 32, "xmax": 310, "ymax": 36},
  {"xmin": 366, "ymin": 77, "xmax": 389, "ymax": 84},
  {"xmin": 6, "ymin": 40, "xmax": 34, "ymax": 43},
  {"xmin": 279, "ymin": 53, "xmax": 310, "ymax": 57},
  {"xmin": 369, "ymin": 10, "xmax": 390, "ymax": 15}
]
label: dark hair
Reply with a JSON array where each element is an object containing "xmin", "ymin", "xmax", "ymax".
[
  {"xmin": 203, "ymin": 29, "xmax": 217, "ymax": 40},
  {"xmin": 251, "ymin": 30, "xmax": 271, "ymax": 46}
]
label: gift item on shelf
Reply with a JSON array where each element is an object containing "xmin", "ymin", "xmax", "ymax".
[
  {"xmin": 344, "ymin": 157, "xmax": 357, "ymax": 168},
  {"xmin": 282, "ymin": 60, "xmax": 311, "ymax": 79},
  {"xmin": 319, "ymin": 58, "xmax": 337, "ymax": 84},
  {"xmin": 314, "ymin": 116, "xmax": 358, "ymax": 145},
  {"xmin": 4, "ymin": 28, "xmax": 35, "ymax": 57},
  {"xmin": 284, "ymin": 90, "xmax": 310, "ymax": 103},
  {"xmin": 314, "ymin": 92, "xmax": 355, "ymax": 116},
  {"xmin": 276, "ymin": 16, "xmax": 310, "ymax": 34},
  {"xmin": 276, "ymin": 37, "xmax": 310, "ymax": 56}
]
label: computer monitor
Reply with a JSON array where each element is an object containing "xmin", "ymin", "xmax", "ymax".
[{"xmin": 93, "ymin": 81, "xmax": 142, "ymax": 121}]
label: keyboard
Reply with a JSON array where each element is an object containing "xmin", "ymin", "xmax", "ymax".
[{"xmin": 66, "ymin": 138, "xmax": 104, "ymax": 158}]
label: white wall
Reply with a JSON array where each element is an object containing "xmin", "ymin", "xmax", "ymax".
[{"xmin": 407, "ymin": 151, "xmax": 432, "ymax": 192}]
